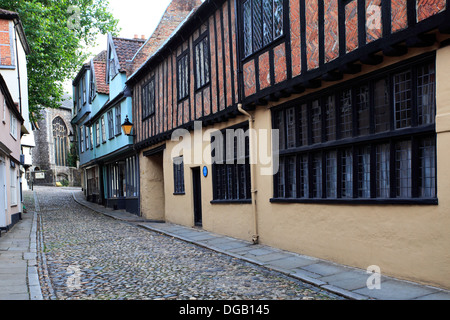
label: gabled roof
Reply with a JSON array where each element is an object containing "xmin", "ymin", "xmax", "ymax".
[
  {"xmin": 130, "ymin": 0, "xmax": 202, "ymax": 74},
  {"xmin": 127, "ymin": 0, "xmax": 211, "ymax": 84},
  {"xmin": 112, "ymin": 36, "xmax": 145, "ymax": 72},
  {"xmin": 92, "ymin": 50, "xmax": 109, "ymax": 95}
]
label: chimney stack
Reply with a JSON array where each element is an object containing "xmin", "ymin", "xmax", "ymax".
[
  {"xmin": 141, "ymin": 35, "xmax": 146, "ymax": 40},
  {"xmin": 134, "ymin": 34, "xmax": 139, "ymax": 39}
]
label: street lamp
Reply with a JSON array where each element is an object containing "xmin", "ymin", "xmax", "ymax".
[{"xmin": 122, "ymin": 115, "xmax": 135, "ymax": 137}]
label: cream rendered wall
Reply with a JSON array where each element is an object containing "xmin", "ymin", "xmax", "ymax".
[
  {"xmin": 255, "ymin": 46, "xmax": 450, "ymax": 290},
  {"xmin": 140, "ymin": 45, "xmax": 450, "ymax": 289},
  {"xmin": 140, "ymin": 149, "xmax": 166, "ymax": 221}
]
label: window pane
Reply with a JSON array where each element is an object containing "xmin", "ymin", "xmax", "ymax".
[
  {"xmin": 253, "ymin": 0, "xmax": 263, "ymax": 51},
  {"xmin": 276, "ymin": 110, "xmax": 286, "ymax": 150},
  {"xmin": 312, "ymin": 153, "xmax": 322, "ymax": 198},
  {"xmin": 286, "ymin": 156, "xmax": 297, "ymax": 198},
  {"xmin": 325, "ymin": 95, "xmax": 336, "ymax": 141},
  {"xmin": 376, "ymin": 143, "xmax": 390, "ymax": 198},
  {"xmin": 340, "ymin": 89, "xmax": 353, "ymax": 138},
  {"xmin": 357, "ymin": 146, "xmax": 371, "ymax": 198},
  {"xmin": 374, "ymin": 78, "xmax": 390, "ymax": 133},
  {"xmin": 395, "ymin": 140, "xmax": 412, "ymax": 198},
  {"xmin": 311, "ymin": 100, "xmax": 322, "ymax": 144},
  {"xmin": 326, "ymin": 151, "xmax": 337, "ymax": 198},
  {"xmin": 262, "ymin": 0, "xmax": 273, "ymax": 46},
  {"xmin": 357, "ymin": 85, "xmax": 370, "ymax": 136},
  {"xmin": 341, "ymin": 148, "xmax": 353, "ymax": 198},
  {"xmin": 204, "ymin": 40, "xmax": 210, "ymax": 83},
  {"xmin": 393, "ymin": 70, "xmax": 412, "ymax": 129},
  {"xmin": 243, "ymin": 0, "xmax": 253, "ymax": 56},
  {"xmin": 273, "ymin": 0, "xmax": 284, "ymax": 38},
  {"xmin": 299, "ymin": 104, "xmax": 308, "ymax": 146},
  {"xmin": 417, "ymin": 62, "xmax": 436, "ymax": 126},
  {"xmin": 286, "ymin": 107, "xmax": 296, "ymax": 148},
  {"xmin": 299, "ymin": 155, "xmax": 309, "ymax": 198},
  {"xmin": 277, "ymin": 157, "xmax": 286, "ymax": 198},
  {"xmin": 419, "ymin": 137, "xmax": 436, "ymax": 198}
]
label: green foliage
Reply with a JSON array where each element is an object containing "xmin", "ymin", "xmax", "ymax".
[
  {"xmin": 67, "ymin": 142, "xmax": 78, "ymax": 167},
  {"xmin": 0, "ymin": 0, "xmax": 120, "ymax": 122}
]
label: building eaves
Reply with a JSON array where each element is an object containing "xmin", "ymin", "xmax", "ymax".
[{"xmin": 126, "ymin": 0, "xmax": 216, "ymax": 85}]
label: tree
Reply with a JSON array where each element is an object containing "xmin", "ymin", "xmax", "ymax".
[{"xmin": 0, "ymin": 0, "xmax": 120, "ymax": 122}]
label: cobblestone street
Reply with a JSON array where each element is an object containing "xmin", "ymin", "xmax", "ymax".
[{"xmin": 25, "ymin": 187, "xmax": 339, "ymax": 300}]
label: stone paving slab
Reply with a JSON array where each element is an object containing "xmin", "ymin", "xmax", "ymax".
[
  {"xmin": 137, "ymin": 220, "xmax": 450, "ymax": 300},
  {"xmin": 353, "ymin": 280, "xmax": 441, "ymax": 300}
]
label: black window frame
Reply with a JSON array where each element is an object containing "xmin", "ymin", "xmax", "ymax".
[
  {"xmin": 142, "ymin": 76, "xmax": 155, "ymax": 120},
  {"xmin": 271, "ymin": 54, "xmax": 437, "ymax": 205},
  {"xmin": 211, "ymin": 122, "xmax": 252, "ymax": 204},
  {"xmin": 241, "ymin": 0, "xmax": 286, "ymax": 59},
  {"xmin": 193, "ymin": 32, "xmax": 211, "ymax": 91},
  {"xmin": 173, "ymin": 156, "xmax": 185, "ymax": 195},
  {"xmin": 115, "ymin": 105, "xmax": 122, "ymax": 136},
  {"xmin": 107, "ymin": 110, "xmax": 114, "ymax": 140},
  {"xmin": 177, "ymin": 51, "xmax": 190, "ymax": 102}
]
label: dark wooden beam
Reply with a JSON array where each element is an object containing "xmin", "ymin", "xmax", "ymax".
[
  {"xmin": 303, "ymin": 79, "xmax": 322, "ymax": 89},
  {"xmin": 360, "ymin": 54, "xmax": 383, "ymax": 65},
  {"xmin": 383, "ymin": 44, "xmax": 408, "ymax": 57},
  {"xmin": 405, "ymin": 34, "xmax": 436, "ymax": 47},
  {"xmin": 322, "ymin": 70, "xmax": 343, "ymax": 82},
  {"xmin": 292, "ymin": 84, "xmax": 306, "ymax": 94},
  {"xmin": 256, "ymin": 98, "xmax": 268, "ymax": 106},
  {"xmin": 339, "ymin": 63, "xmax": 362, "ymax": 75}
]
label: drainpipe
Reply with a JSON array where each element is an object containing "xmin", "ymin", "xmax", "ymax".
[{"xmin": 238, "ymin": 103, "xmax": 259, "ymax": 245}]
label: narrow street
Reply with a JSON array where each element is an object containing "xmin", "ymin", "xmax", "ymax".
[{"xmin": 25, "ymin": 187, "xmax": 339, "ymax": 300}]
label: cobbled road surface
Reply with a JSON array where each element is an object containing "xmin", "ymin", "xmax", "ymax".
[{"xmin": 25, "ymin": 187, "xmax": 340, "ymax": 301}]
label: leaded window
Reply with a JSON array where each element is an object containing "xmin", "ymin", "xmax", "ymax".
[
  {"xmin": 101, "ymin": 116, "xmax": 106, "ymax": 143},
  {"xmin": 243, "ymin": 0, "xmax": 284, "ymax": 57},
  {"xmin": 194, "ymin": 35, "xmax": 210, "ymax": 90},
  {"xmin": 107, "ymin": 110, "xmax": 114, "ymax": 139},
  {"xmin": 142, "ymin": 77, "xmax": 155, "ymax": 119},
  {"xmin": 173, "ymin": 156, "xmax": 185, "ymax": 194},
  {"xmin": 212, "ymin": 124, "xmax": 251, "ymax": 201},
  {"xmin": 52, "ymin": 117, "xmax": 68, "ymax": 166},
  {"xmin": 177, "ymin": 52, "xmax": 189, "ymax": 101},
  {"xmin": 273, "ymin": 57, "xmax": 437, "ymax": 203},
  {"xmin": 115, "ymin": 106, "xmax": 121, "ymax": 135}
]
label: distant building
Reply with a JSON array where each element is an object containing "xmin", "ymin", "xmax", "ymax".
[
  {"xmin": 0, "ymin": 8, "xmax": 32, "ymax": 233},
  {"xmin": 30, "ymin": 94, "xmax": 81, "ymax": 187}
]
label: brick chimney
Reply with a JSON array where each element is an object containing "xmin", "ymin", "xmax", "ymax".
[{"xmin": 130, "ymin": 0, "xmax": 203, "ymax": 74}]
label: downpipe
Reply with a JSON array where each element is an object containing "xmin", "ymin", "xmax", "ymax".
[{"xmin": 237, "ymin": 104, "xmax": 259, "ymax": 245}]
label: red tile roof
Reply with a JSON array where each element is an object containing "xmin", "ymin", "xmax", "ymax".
[
  {"xmin": 112, "ymin": 37, "xmax": 145, "ymax": 73},
  {"xmin": 94, "ymin": 61, "xmax": 109, "ymax": 95},
  {"xmin": 92, "ymin": 50, "xmax": 109, "ymax": 95}
]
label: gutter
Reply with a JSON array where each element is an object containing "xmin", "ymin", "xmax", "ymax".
[{"xmin": 237, "ymin": 104, "xmax": 259, "ymax": 245}]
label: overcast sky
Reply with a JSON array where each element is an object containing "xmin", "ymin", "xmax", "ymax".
[
  {"xmin": 87, "ymin": 0, "xmax": 173, "ymax": 59},
  {"xmin": 65, "ymin": 0, "xmax": 173, "ymax": 93}
]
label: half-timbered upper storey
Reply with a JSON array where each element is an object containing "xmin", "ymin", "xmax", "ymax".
[{"xmin": 127, "ymin": 0, "xmax": 450, "ymax": 150}]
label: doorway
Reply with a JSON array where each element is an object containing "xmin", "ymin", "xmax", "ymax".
[{"xmin": 192, "ymin": 167, "xmax": 202, "ymax": 227}]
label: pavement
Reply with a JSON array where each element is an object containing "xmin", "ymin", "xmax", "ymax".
[
  {"xmin": 0, "ymin": 202, "xmax": 42, "ymax": 300},
  {"xmin": 1, "ymin": 188, "xmax": 449, "ymax": 300}
]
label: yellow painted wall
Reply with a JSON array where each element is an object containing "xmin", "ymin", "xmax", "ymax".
[{"xmin": 139, "ymin": 46, "xmax": 450, "ymax": 289}]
